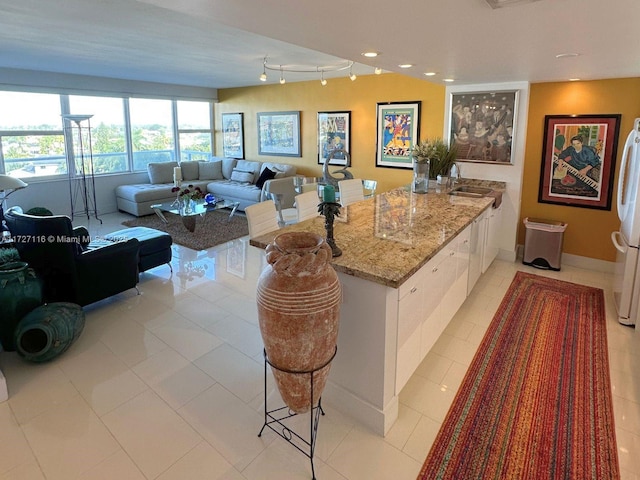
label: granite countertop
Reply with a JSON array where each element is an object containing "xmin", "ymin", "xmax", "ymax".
[{"xmin": 250, "ymin": 181, "xmax": 504, "ymax": 289}]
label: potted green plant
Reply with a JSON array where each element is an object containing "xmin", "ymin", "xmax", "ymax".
[{"xmin": 411, "ymin": 138, "xmax": 458, "ymax": 180}]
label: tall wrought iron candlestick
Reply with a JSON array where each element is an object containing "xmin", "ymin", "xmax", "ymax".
[{"xmin": 318, "ymin": 202, "xmax": 342, "ymax": 257}]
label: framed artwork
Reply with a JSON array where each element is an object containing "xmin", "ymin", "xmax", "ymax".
[
  {"xmin": 257, "ymin": 111, "xmax": 301, "ymax": 157},
  {"xmin": 448, "ymin": 90, "xmax": 518, "ymax": 164},
  {"xmin": 538, "ymin": 114, "xmax": 621, "ymax": 210},
  {"xmin": 375, "ymin": 101, "xmax": 421, "ymax": 169},
  {"xmin": 318, "ymin": 111, "xmax": 351, "ymax": 165},
  {"xmin": 221, "ymin": 112, "xmax": 244, "ymax": 159}
]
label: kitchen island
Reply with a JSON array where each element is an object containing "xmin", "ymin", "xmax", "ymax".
[{"xmin": 250, "ymin": 184, "xmax": 501, "ymax": 435}]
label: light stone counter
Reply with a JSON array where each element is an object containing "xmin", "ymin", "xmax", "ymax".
[
  {"xmin": 249, "ymin": 181, "xmax": 506, "ymax": 435},
  {"xmin": 250, "ymin": 184, "xmax": 498, "ymax": 288}
]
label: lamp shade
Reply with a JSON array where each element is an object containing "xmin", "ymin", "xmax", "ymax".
[{"xmin": 0, "ymin": 175, "xmax": 27, "ymax": 191}]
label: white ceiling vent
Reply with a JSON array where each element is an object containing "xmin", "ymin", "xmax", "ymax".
[{"xmin": 485, "ymin": 0, "xmax": 541, "ymax": 9}]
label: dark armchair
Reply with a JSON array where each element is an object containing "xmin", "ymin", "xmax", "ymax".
[{"xmin": 4, "ymin": 207, "xmax": 140, "ymax": 307}]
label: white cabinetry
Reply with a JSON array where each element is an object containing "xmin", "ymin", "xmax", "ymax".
[
  {"xmin": 482, "ymin": 204, "xmax": 503, "ymax": 273},
  {"xmin": 396, "ymin": 225, "xmax": 471, "ymax": 393},
  {"xmin": 467, "ymin": 209, "xmax": 487, "ymax": 295}
]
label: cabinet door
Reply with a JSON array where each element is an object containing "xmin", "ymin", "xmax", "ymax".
[
  {"xmin": 482, "ymin": 204, "xmax": 502, "ymax": 273},
  {"xmin": 396, "ymin": 269, "xmax": 425, "ymax": 392},
  {"xmin": 420, "ymin": 249, "xmax": 446, "ymax": 358},
  {"xmin": 468, "ymin": 210, "xmax": 486, "ymax": 295}
]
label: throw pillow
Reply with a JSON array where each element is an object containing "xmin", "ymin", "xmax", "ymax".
[
  {"xmin": 255, "ymin": 167, "xmax": 276, "ymax": 189},
  {"xmin": 148, "ymin": 161, "xmax": 178, "ymax": 184},
  {"xmin": 230, "ymin": 169, "xmax": 254, "ymax": 184},
  {"xmin": 198, "ymin": 160, "xmax": 223, "ymax": 180},
  {"xmin": 180, "ymin": 161, "xmax": 199, "ymax": 181}
]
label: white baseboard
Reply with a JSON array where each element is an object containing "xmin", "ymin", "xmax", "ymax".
[
  {"xmin": 323, "ymin": 381, "xmax": 398, "ymax": 436},
  {"xmin": 515, "ymin": 244, "xmax": 615, "ymax": 273}
]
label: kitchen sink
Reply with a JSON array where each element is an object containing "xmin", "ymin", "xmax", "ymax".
[{"xmin": 448, "ymin": 185, "xmax": 494, "ymax": 197}]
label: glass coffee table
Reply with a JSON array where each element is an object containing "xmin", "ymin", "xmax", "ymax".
[{"xmin": 151, "ymin": 199, "xmax": 240, "ymax": 232}]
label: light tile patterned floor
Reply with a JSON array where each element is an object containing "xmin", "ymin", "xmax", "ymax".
[{"xmin": 0, "ymin": 212, "xmax": 638, "ymax": 480}]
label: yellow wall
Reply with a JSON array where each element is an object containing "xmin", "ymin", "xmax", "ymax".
[
  {"xmin": 215, "ymin": 73, "xmax": 445, "ymax": 195},
  {"xmin": 521, "ymin": 78, "xmax": 640, "ymax": 262},
  {"xmin": 217, "ymin": 73, "xmax": 640, "ymax": 263}
]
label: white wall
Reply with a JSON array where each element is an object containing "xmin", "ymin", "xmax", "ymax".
[{"xmin": 444, "ymin": 81, "xmax": 530, "ymax": 261}]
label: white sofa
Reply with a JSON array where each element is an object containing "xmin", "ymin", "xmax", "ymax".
[{"xmin": 115, "ymin": 157, "xmax": 297, "ymax": 216}]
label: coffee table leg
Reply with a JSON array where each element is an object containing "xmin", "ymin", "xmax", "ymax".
[
  {"xmin": 153, "ymin": 208, "xmax": 169, "ymax": 224},
  {"xmin": 181, "ymin": 215, "xmax": 196, "ymax": 232},
  {"xmin": 227, "ymin": 203, "xmax": 239, "ymax": 221}
]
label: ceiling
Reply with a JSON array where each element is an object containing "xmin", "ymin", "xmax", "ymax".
[{"xmin": 0, "ymin": 0, "xmax": 638, "ymax": 90}]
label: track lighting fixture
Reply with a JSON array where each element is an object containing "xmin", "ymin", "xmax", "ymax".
[{"xmin": 259, "ymin": 56, "xmax": 357, "ymax": 85}]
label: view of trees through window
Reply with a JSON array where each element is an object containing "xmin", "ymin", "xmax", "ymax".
[{"xmin": 0, "ymin": 91, "xmax": 213, "ymax": 179}]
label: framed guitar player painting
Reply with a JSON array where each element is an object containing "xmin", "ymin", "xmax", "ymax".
[{"xmin": 538, "ymin": 114, "xmax": 621, "ymax": 210}]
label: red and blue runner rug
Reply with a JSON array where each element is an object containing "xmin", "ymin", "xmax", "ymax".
[{"xmin": 418, "ymin": 271, "xmax": 619, "ymax": 479}]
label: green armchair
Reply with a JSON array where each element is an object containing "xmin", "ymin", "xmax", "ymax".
[{"xmin": 4, "ymin": 207, "xmax": 140, "ymax": 307}]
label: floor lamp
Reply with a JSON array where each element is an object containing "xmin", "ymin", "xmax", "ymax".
[
  {"xmin": 0, "ymin": 174, "xmax": 27, "ymax": 239},
  {"xmin": 62, "ymin": 114, "xmax": 101, "ymax": 223}
]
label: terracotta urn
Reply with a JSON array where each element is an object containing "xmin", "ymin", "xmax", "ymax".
[{"xmin": 256, "ymin": 232, "xmax": 341, "ymax": 413}]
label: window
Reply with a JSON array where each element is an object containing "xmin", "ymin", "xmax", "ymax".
[
  {"xmin": 0, "ymin": 91, "xmax": 66, "ymax": 177},
  {"xmin": 68, "ymin": 95, "xmax": 127, "ymax": 174},
  {"xmin": 129, "ymin": 98, "xmax": 175, "ymax": 170},
  {"xmin": 0, "ymin": 90, "xmax": 213, "ymax": 178},
  {"xmin": 177, "ymin": 100, "xmax": 213, "ymax": 162}
]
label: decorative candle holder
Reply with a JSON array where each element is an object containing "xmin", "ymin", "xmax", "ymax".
[{"xmin": 318, "ymin": 202, "xmax": 342, "ymax": 257}]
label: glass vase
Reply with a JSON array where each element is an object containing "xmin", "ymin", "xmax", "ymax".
[{"xmin": 412, "ymin": 159, "xmax": 430, "ymax": 194}]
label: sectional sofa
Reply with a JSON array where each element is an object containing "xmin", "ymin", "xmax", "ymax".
[{"xmin": 115, "ymin": 157, "xmax": 296, "ymax": 216}]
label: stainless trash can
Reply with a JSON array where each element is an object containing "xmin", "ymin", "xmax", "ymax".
[{"xmin": 523, "ymin": 218, "xmax": 567, "ymax": 271}]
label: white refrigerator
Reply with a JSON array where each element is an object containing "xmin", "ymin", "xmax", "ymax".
[{"xmin": 612, "ymin": 118, "xmax": 640, "ymax": 327}]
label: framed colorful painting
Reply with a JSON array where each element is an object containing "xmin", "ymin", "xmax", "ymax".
[
  {"xmin": 448, "ymin": 90, "xmax": 517, "ymax": 164},
  {"xmin": 538, "ymin": 114, "xmax": 621, "ymax": 210},
  {"xmin": 257, "ymin": 111, "xmax": 301, "ymax": 157},
  {"xmin": 221, "ymin": 112, "xmax": 244, "ymax": 159},
  {"xmin": 318, "ymin": 111, "xmax": 351, "ymax": 166},
  {"xmin": 375, "ymin": 101, "xmax": 421, "ymax": 169}
]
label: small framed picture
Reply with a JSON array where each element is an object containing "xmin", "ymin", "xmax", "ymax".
[
  {"xmin": 318, "ymin": 111, "xmax": 351, "ymax": 166},
  {"xmin": 538, "ymin": 114, "xmax": 621, "ymax": 210},
  {"xmin": 257, "ymin": 111, "xmax": 301, "ymax": 157},
  {"xmin": 375, "ymin": 101, "xmax": 421, "ymax": 169},
  {"xmin": 221, "ymin": 112, "xmax": 244, "ymax": 159}
]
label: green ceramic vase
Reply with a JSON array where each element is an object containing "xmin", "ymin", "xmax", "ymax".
[{"xmin": 0, "ymin": 261, "xmax": 43, "ymax": 351}]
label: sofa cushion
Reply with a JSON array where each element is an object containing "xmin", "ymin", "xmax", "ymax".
[
  {"xmin": 235, "ymin": 160, "xmax": 261, "ymax": 182},
  {"xmin": 207, "ymin": 180, "xmax": 262, "ymax": 202},
  {"xmin": 261, "ymin": 162, "xmax": 296, "ymax": 179},
  {"xmin": 221, "ymin": 157, "xmax": 237, "ymax": 179},
  {"xmin": 199, "ymin": 160, "xmax": 223, "ymax": 180},
  {"xmin": 230, "ymin": 169, "xmax": 254, "ymax": 184},
  {"xmin": 255, "ymin": 167, "xmax": 276, "ymax": 189},
  {"xmin": 180, "ymin": 161, "xmax": 199, "ymax": 181},
  {"xmin": 148, "ymin": 161, "xmax": 178, "ymax": 184}
]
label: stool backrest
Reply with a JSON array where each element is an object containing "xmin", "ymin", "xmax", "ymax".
[{"xmin": 245, "ymin": 200, "xmax": 279, "ymax": 238}]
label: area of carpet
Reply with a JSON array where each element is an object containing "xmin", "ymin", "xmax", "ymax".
[
  {"xmin": 122, "ymin": 210, "xmax": 249, "ymax": 251},
  {"xmin": 418, "ymin": 271, "xmax": 619, "ymax": 480}
]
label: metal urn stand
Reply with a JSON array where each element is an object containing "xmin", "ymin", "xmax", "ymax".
[{"xmin": 258, "ymin": 346, "xmax": 337, "ymax": 480}]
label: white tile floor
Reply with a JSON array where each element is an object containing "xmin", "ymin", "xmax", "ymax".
[{"xmin": 0, "ymin": 211, "xmax": 639, "ymax": 480}]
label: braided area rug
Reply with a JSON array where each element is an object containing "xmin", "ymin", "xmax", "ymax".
[{"xmin": 418, "ymin": 271, "xmax": 619, "ymax": 480}]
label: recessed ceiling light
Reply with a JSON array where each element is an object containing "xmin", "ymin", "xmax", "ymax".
[
  {"xmin": 361, "ymin": 51, "xmax": 380, "ymax": 58},
  {"xmin": 443, "ymin": 78, "xmax": 455, "ymax": 82},
  {"xmin": 568, "ymin": 78, "xmax": 581, "ymax": 81},
  {"xmin": 555, "ymin": 53, "xmax": 580, "ymax": 59},
  {"xmin": 398, "ymin": 64, "xmax": 413, "ymax": 69},
  {"xmin": 423, "ymin": 72, "xmax": 437, "ymax": 76}
]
